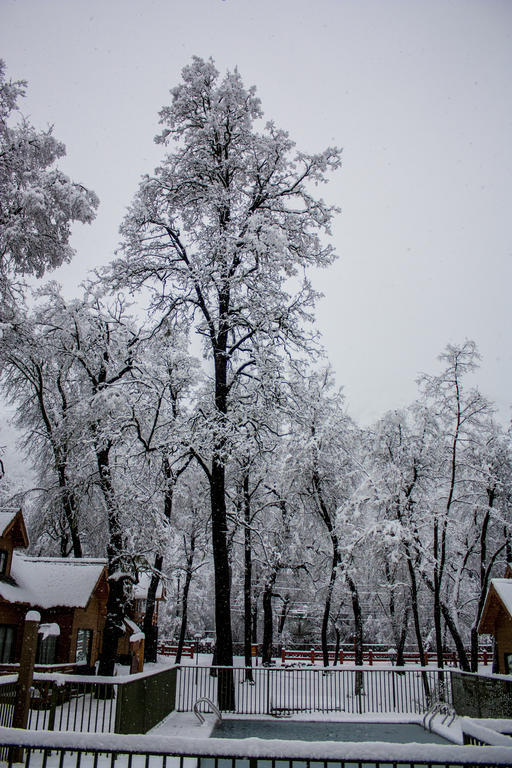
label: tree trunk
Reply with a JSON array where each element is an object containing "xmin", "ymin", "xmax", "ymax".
[
  {"xmin": 347, "ymin": 575, "xmax": 364, "ymax": 696},
  {"xmin": 385, "ymin": 561, "xmax": 409, "ymax": 666},
  {"xmin": 175, "ymin": 531, "xmax": 196, "ymax": 664},
  {"xmin": 210, "ymin": 459, "xmax": 233, "ymax": 667},
  {"xmin": 209, "ymin": 338, "xmax": 234, "ymax": 709},
  {"xmin": 143, "ymin": 555, "xmax": 162, "ymax": 663},
  {"xmin": 97, "ymin": 446, "xmax": 129, "ymax": 677},
  {"xmin": 470, "ymin": 625, "xmax": 479, "ymax": 674},
  {"xmin": 57, "ymin": 461, "xmax": 82, "ymax": 558},
  {"xmin": 277, "ymin": 594, "xmax": 290, "ymax": 640},
  {"xmin": 210, "ymin": 456, "xmax": 234, "ymax": 708},
  {"xmin": 396, "ymin": 608, "xmax": 409, "ymax": 667},
  {"xmin": 422, "ymin": 572, "xmax": 471, "ymax": 674},
  {"xmin": 405, "ymin": 551, "xmax": 430, "ymax": 698},
  {"xmin": 432, "ymin": 377, "xmax": 462, "ymax": 685},
  {"xmin": 347, "ymin": 576, "xmax": 363, "ymax": 664},
  {"xmin": 242, "ymin": 474, "xmax": 253, "ymax": 680},
  {"xmin": 36, "ymin": 381, "xmax": 82, "ymax": 559},
  {"xmin": 144, "ymin": 459, "xmax": 174, "ymax": 662},
  {"xmin": 433, "ymin": 517, "xmax": 445, "ymax": 671},
  {"xmin": 99, "ymin": 576, "xmax": 126, "ymax": 678},
  {"xmin": 251, "ymin": 599, "xmax": 258, "ymax": 643},
  {"xmin": 262, "ymin": 574, "xmax": 276, "ymax": 665},
  {"xmin": 439, "ymin": 600, "xmax": 470, "ymax": 671},
  {"xmin": 311, "ymin": 469, "xmax": 340, "ymax": 667},
  {"xmin": 469, "ymin": 493, "xmax": 504, "ymax": 672},
  {"xmin": 333, "ymin": 623, "xmax": 341, "ymax": 666},
  {"xmin": 321, "ymin": 549, "xmax": 339, "ymax": 667}
]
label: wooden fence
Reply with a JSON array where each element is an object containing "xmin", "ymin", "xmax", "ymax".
[{"xmin": 280, "ymin": 647, "xmax": 491, "ymax": 666}]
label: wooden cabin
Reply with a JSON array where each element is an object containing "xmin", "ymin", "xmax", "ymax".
[
  {"xmin": 478, "ymin": 576, "xmax": 512, "ymax": 674},
  {"xmin": 0, "ymin": 508, "xmax": 165, "ymax": 673},
  {"xmin": 0, "ymin": 508, "xmax": 108, "ymax": 670}
]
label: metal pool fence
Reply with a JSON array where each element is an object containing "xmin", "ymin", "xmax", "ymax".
[
  {"xmin": 0, "ymin": 728, "xmax": 511, "ymax": 768},
  {"xmin": 176, "ymin": 665, "xmax": 450, "ymax": 714},
  {"xmin": 28, "ymin": 674, "xmax": 118, "ymax": 732},
  {"xmin": 0, "ymin": 666, "xmax": 178, "ymax": 735},
  {"xmin": 0, "ymin": 664, "xmax": 451, "ymax": 736},
  {"xmin": 0, "ymin": 673, "xmax": 117, "ymax": 734},
  {"xmin": 0, "ymin": 677, "xmax": 16, "ymax": 729}
]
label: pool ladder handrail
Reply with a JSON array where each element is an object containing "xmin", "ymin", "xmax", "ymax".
[
  {"xmin": 193, "ymin": 697, "xmax": 222, "ymax": 725},
  {"xmin": 422, "ymin": 700, "xmax": 456, "ymax": 731}
]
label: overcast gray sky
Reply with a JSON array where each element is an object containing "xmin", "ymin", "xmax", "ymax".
[{"xmin": 1, "ymin": 0, "xmax": 511, "ymax": 451}]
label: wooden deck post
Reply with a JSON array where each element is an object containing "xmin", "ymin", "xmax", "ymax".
[{"xmin": 11, "ymin": 610, "xmax": 40, "ymax": 762}]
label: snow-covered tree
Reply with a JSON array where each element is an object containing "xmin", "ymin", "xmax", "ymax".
[
  {"xmin": 0, "ymin": 61, "xmax": 98, "ymax": 306},
  {"xmin": 121, "ymin": 331, "xmax": 200, "ymax": 661},
  {"xmin": 361, "ymin": 406, "xmax": 434, "ymax": 684},
  {"xmin": 285, "ymin": 367, "xmax": 360, "ymax": 666},
  {"xmin": 1, "ymin": 284, "xmax": 145, "ymax": 674},
  {"xmin": 0, "ymin": 294, "xmax": 87, "ymax": 556},
  {"xmin": 464, "ymin": 422, "xmax": 512, "ymax": 669},
  {"xmin": 111, "ymin": 57, "xmax": 341, "ymax": 698},
  {"xmin": 417, "ymin": 341, "xmax": 493, "ymax": 671}
]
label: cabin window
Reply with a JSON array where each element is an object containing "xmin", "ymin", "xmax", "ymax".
[
  {"xmin": 0, "ymin": 550, "xmax": 8, "ymax": 576},
  {"xmin": 75, "ymin": 629, "xmax": 93, "ymax": 664},
  {"xmin": 37, "ymin": 634, "xmax": 57, "ymax": 665},
  {"xmin": 0, "ymin": 625, "xmax": 16, "ymax": 663}
]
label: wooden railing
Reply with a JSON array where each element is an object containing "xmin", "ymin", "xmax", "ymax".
[
  {"xmin": 281, "ymin": 647, "xmax": 491, "ymax": 666},
  {"xmin": 0, "ymin": 662, "xmax": 87, "ymax": 674},
  {"xmin": 157, "ymin": 642, "xmax": 195, "ymax": 657}
]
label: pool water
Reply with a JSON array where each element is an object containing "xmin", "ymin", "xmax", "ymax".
[{"xmin": 211, "ymin": 718, "xmax": 451, "ymax": 744}]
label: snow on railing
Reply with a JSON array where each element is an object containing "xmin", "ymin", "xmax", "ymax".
[{"xmin": 0, "ymin": 726, "xmax": 511, "ymax": 767}]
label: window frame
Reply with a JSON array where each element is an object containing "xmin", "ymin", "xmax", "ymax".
[
  {"xmin": 36, "ymin": 633, "xmax": 58, "ymax": 665},
  {"xmin": 0, "ymin": 625, "xmax": 16, "ymax": 663}
]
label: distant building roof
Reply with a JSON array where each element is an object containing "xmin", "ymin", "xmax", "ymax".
[
  {"xmin": 0, "ymin": 553, "xmax": 107, "ymax": 610},
  {"xmin": 0, "ymin": 509, "xmax": 19, "ymax": 531},
  {"xmin": 0, "ymin": 508, "xmax": 28, "ymax": 548},
  {"xmin": 132, "ymin": 572, "xmax": 165, "ymax": 600},
  {"xmin": 492, "ymin": 579, "xmax": 512, "ymax": 616}
]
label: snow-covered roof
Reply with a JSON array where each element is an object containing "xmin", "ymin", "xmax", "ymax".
[
  {"xmin": 0, "ymin": 552, "xmax": 107, "ymax": 609},
  {"xmin": 0, "ymin": 508, "xmax": 28, "ymax": 548},
  {"xmin": 132, "ymin": 572, "xmax": 164, "ymax": 600},
  {"xmin": 491, "ymin": 578, "xmax": 512, "ymax": 616},
  {"xmin": 0, "ymin": 509, "xmax": 19, "ymax": 534},
  {"xmin": 479, "ymin": 577, "xmax": 512, "ymax": 634}
]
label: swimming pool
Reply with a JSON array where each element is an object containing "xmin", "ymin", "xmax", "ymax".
[
  {"xmin": 211, "ymin": 718, "xmax": 452, "ymax": 744},
  {"xmin": 197, "ymin": 718, "xmax": 459, "ymax": 768}
]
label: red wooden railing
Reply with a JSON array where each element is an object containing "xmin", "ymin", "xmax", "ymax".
[
  {"xmin": 157, "ymin": 642, "xmax": 195, "ymax": 658},
  {"xmin": 280, "ymin": 647, "xmax": 490, "ymax": 666}
]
